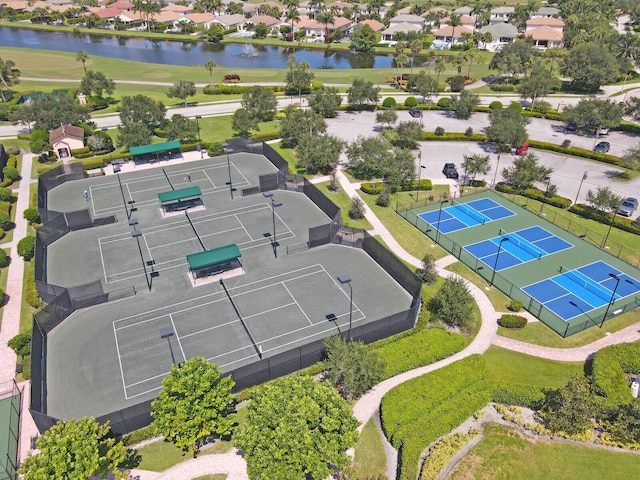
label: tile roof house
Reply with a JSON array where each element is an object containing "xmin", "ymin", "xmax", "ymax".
[
  {"xmin": 296, "ymin": 16, "xmax": 352, "ymax": 38},
  {"xmin": 531, "ymin": 7, "xmax": 561, "ymax": 18},
  {"xmin": 211, "ymin": 13, "xmax": 245, "ymax": 30},
  {"xmin": 380, "ymin": 22, "xmax": 423, "ymax": 44},
  {"xmin": 433, "ymin": 24, "xmax": 473, "ymax": 48},
  {"xmin": 442, "ymin": 14, "xmax": 475, "ymax": 31},
  {"xmin": 245, "ymin": 14, "xmax": 281, "ymax": 34},
  {"xmin": 478, "ymin": 23, "xmax": 517, "ymax": 52},
  {"xmin": 109, "ymin": 0, "xmax": 133, "ymax": 11},
  {"xmin": 489, "ymin": 6, "xmax": 514, "ymax": 24},
  {"xmin": 454, "ymin": 6, "xmax": 472, "ymax": 16},
  {"xmin": 357, "ymin": 18, "xmax": 385, "ymax": 32},
  {"xmin": 525, "ymin": 25, "xmax": 564, "ymax": 50},
  {"xmin": 389, "ymin": 14, "xmax": 425, "ymax": 28},
  {"xmin": 49, "ymin": 125, "xmax": 84, "ymax": 160},
  {"xmin": 185, "ymin": 12, "xmax": 216, "ymax": 28},
  {"xmin": 161, "ymin": 4, "xmax": 192, "ymax": 14}
]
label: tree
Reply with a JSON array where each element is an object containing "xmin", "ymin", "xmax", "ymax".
[
  {"xmin": 19, "ymin": 417, "xmax": 127, "ymax": 480},
  {"xmin": 448, "ymin": 12, "xmax": 462, "ymax": 45},
  {"xmin": 117, "ymin": 122, "xmax": 153, "ymax": 149},
  {"xmin": 166, "ymin": 114, "xmax": 199, "ymax": 142},
  {"xmin": 285, "ymin": 54, "xmax": 315, "ymax": 102},
  {"xmin": 253, "ymin": 22, "xmax": 270, "ymax": 39},
  {"xmin": 151, "ymin": 357, "xmax": 235, "ymax": 456},
  {"xmin": 429, "ymin": 275, "xmax": 474, "ymax": 328},
  {"xmin": 133, "ymin": 0, "xmax": 160, "ymax": 32},
  {"xmin": 347, "ymin": 78, "xmax": 380, "ymax": 106},
  {"xmin": 16, "ymin": 93, "xmax": 91, "ymax": 132},
  {"xmin": 488, "ymin": 39, "xmax": 535, "ymax": 81},
  {"xmin": 563, "ymin": 99, "xmax": 623, "ymax": 145},
  {"xmin": 296, "ymin": 134, "xmax": 343, "ymax": 174},
  {"xmin": 76, "ymin": 50, "xmax": 89, "ymax": 73},
  {"xmin": 541, "ymin": 376, "xmax": 598, "ymax": 435},
  {"xmin": 501, "ymin": 153, "xmax": 553, "ymax": 192},
  {"xmin": 434, "ymin": 58, "xmax": 446, "ymax": 86},
  {"xmin": 167, "ymin": 80, "xmax": 197, "ymax": 107},
  {"xmin": 349, "ymin": 24, "xmax": 377, "ymax": 52},
  {"xmin": 316, "ymin": 9, "xmax": 335, "ymax": 40},
  {"xmin": 518, "ymin": 60, "xmax": 558, "ymax": 106},
  {"xmin": 394, "ymin": 53, "xmax": 409, "ymax": 85},
  {"xmin": 585, "ymin": 186, "xmax": 623, "ymax": 217},
  {"xmin": 485, "ymin": 107, "xmax": 530, "ymax": 152},
  {"xmin": 621, "ymin": 145, "xmax": 640, "ymax": 176},
  {"xmin": 207, "ymin": 23, "xmax": 225, "ymax": 44},
  {"xmin": 8, "ymin": 332, "xmax": 30, "ymax": 357},
  {"xmin": 323, "ymin": 336, "xmax": 384, "ymax": 400},
  {"xmin": 416, "ymin": 253, "xmax": 438, "ymax": 284},
  {"xmin": 231, "ymin": 108, "xmax": 258, "ymax": 137},
  {"xmin": 461, "ymin": 153, "xmax": 491, "ymax": 185},
  {"xmin": 119, "ymin": 94, "xmax": 165, "ymax": 128},
  {"xmin": 349, "ymin": 195, "xmax": 366, "ymax": 219},
  {"xmin": 376, "ymin": 109, "xmax": 398, "ymax": 129},
  {"xmin": 395, "ymin": 120, "xmax": 423, "ymax": 148},
  {"xmin": 384, "ymin": 148, "xmax": 417, "ymax": 191},
  {"xmin": 308, "ymin": 86, "xmax": 342, "ymax": 118},
  {"xmin": 346, "ymin": 136, "xmax": 393, "ymax": 180},
  {"xmin": 203, "ymin": 60, "xmax": 217, "ymax": 84},
  {"xmin": 280, "ymin": 105, "xmax": 327, "ymax": 148},
  {"xmin": 23, "ymin": 207, "xmax": 41, "ymax": 225},
  {"xmin": 408, "ymin": 70, "xmax": 437, "ymax": 103},
  {"xmin": 409, "ymin": 39, "xmax": 423, "ymax": 74},
  {"xmin": 236, "ymin": 376, "xmax": 359, "ymax": 480},
  {"xmin": 561, "ymin": 42, "xmax": 619, "ymax": 93},
  {"xmin": 283, "ymin": 0, "xmax": 300, "ymax": 39},
  {"xmin": 242, "ymin": 86, "xmax": 277, "ymax": 122},
  {"xmin": 0, "ymin": 57, "xmax": 20, "ymax": 103},
  {"xmin": 79, "ymin": 70, "xmax": 115, "ymax": 97},
  {"xmin": 449, "ymin": 89, "xmax": 479, "ymax": 119}
]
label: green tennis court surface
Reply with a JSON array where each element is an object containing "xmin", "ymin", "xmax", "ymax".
[
  {"xmin": 0, "ymin": 383, "xmax": 20, "ymax": 480},
  {"xmin": 42, "ymin": 154, "xmax": 414, "ymax": 421}
]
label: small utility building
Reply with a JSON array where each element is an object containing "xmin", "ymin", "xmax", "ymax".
[
  {"xmin": 186, "ymin": 244, "xmax": 243, "ymax": 282},
  {"xmin": 130, "ymin": 140, "xmax": 181, "ymax": 163}
]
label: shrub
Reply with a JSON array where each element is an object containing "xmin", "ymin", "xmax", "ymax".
[
  {"xmin": 434, "ymin": 126, "xmax": 445, "ymax": 136},
  {"xmin": 464, "ymin": 127, "xmax": 473, "ymax": 137},
  {"xmin": 376, "ymin": 188, "xmax": 390, "ymax": 207},
  {"xmin": 0, "ymin": 188, "xmax": 12, "ymax": 202},
  {"xmin": 510, "ymin": 300, "xmax": 522, "ymax": 312},
  {"xmin": 2, "ymin": 166, "xmax": 19, "ymax": 181},
  {"xmin": 348, "ymin": 196, "xmax": 366, "ymax": 219},
  {"xmin": 23, "ymin": 208, "xmax": 41, "ymax": 224},
  {"xmin": 223, "ymin": 74, "xmax": 241, "ymax": 83},
  {"xmin": 0, "ymin": 213, "xmax": 11, "ymax": 230},
  {"xmin": 208, "ymin": 142, "xmax": 226, "ymax": 157},
  {"xmin": 404, "ymin": 96, "xmax": 418, "ymax": 107},
  {"xmin": 8, "ymin": 332, "xmax": 30, "ymax": 357},
  {"xmin": 360, "ymin": 182, "xmax": 384, "ymax": 195},
  {"xmin": 23, "ymin": 260, "xmax": 42, "ymax": 308},
  {"xmin": 449, "ymin": 76, "xmax": 465, "ymax": 92},
  {"xmin": 382, "ymin": 97, "xmax": 397, "ymax": 108},
  {"xmin": 0, "ymin": 249, "xmax": 9, "ymax": 268},
  {"xmin": 498, "ymin": 314, "xmax": 527, "ymax": 329},
  {"xmin": 17, "ymin": 235, "xmax": 35, "ymax": 260},
  {"xmin": 508, "ymin": 101, "xmax": 523, "ymax": 111},
  {"xmin": 561, "ymin": 139, "xmax": 571, "ymax": 149},
  {"xmin": 489, "ymin": 101, "xmax": 503, "ymax": 110},
  {"xmin": 420, "ymin": 431, "xmax": 479, "ymax": 480},
  {"xmin": 437, "ymin": 97, "xmax": 451, "ymax": 109},
  {"xmin": 490, "ymin": 83, "xmax": 515, "ymax": 92},
  {"xmin": 591, "ymin": 343, "xmax": 640, "ymax": 406}
]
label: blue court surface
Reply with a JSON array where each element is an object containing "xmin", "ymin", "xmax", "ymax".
[
  {"xmin": 418, "ymin": 198, "xmax": 515, "ymax": 234},
  {"xmin": 523, "ymin": 261, "xmax": 640, "ymax": 321},
  {"xmin": 464, "ymin": 226, "xmax": 573, "ymax": 271}
]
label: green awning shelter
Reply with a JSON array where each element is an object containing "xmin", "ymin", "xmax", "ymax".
[
  {"xmin": 186, "ymin": 244, "xmax": 242, "ymax": 271},
  {"xmin": 130, "ymin": 140, "xmax": 181, "ymax": 161},
  {"xmin": 158, "ymin": 186, "xmax": 202, "ymax": 206}
]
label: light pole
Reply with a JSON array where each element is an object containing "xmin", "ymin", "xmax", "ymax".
[
  {"xmin": 263, "ymin": 191, "xmax": 282, "ymax": 258},
  {"xmin": 195, "ymin": 115, "xmax": 201, "ymax": 143},
  {"xmin": 435, "ymin": 200, "xmax": 449, "ymax": 243},
  {"xmin": 112, "ymin": 162, "xmax": 130, "ymax": 220},
  {"xmin": 540, "ymin": 176, "xmax": 551, "ymax": 213},
  {"xmin": 159, "ymin": 326, "xmax": 177, "ymax": 366},
  {"xmin": 490, "ymin": 237, "xmax": 510, "ymax": 287},
  {"xmin": 416, "ymin": 151, "xmax": 426, "ymax": 202},
  {"xmin": 491, "ymin": 151, "xmax": 501, "ymax": 188},
  {"xmin": 601, "ymin": 204, "xmax": 620, "ymax": 248},
  {"xmin": 573, "ymin": 171, "xmax": 587, "ymax": 205},
  {"xmin": 132, "ymin": 229, "xmax": 152, "ymax": 291},
  {"xmin": 337, "ymin": 274, "xmax": 353, "ymax": 341},
  {"xmin": 222, "ymin": 143, "xmax": 235, "ymax": 199},
  {"xmin": 601, "ymin": 273, "xmax": 621, "ymax": 328}
]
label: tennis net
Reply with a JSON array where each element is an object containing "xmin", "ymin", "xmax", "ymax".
[
  {"xmin": 451, "ymin": 200, "xmax": 489, "ymax": 225},
  {"xmin": 504, "ymin": 231, "xmax": 545, "ymax": 260},
  {"xmin": 561, "ymin": 268, "xmax": 612, "ymax": 303}
]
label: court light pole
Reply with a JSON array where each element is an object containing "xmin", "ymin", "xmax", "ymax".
[
  {"xmin": 539, "ymin": 176, "xmax": 551, "ymax": 213},
  {"xmin": 132, "ymin": 229, "xmax": 152, "ymax": 291},
  {"xmin": 491, "ymin": 151, "xmax": 501, "ymax": 188},
  {"xmin": 415, "ymin": 151, "xmax": 425, "ymax": 202},
  {"xmin": 159, "ymin": 326, "xmax": 177, "ymax": 366},
  {"xmin": 222, "ymin": 143, "xmax": 235, "ymax": 199},
  {"xmin": 601, "ymin": 273, "xmax": 621, "ymax": 328},
  {"xmin": 112, "ymin": 162, "xmax": 130, "ymax": 220},
  {"xmin": 337, "ymin": 274, "xmax": 353, "ymax": 341},
  {"xmin": 490, "ymin": 237, "xmax": 509, "ymax": 287},
  {"xmin": 263, "ymin": 191, "xmax": 282, "ymax": 258},
  {"xmin": 573, "ymin": 171, "xmax": 587, "ymax": 205},
  {"xmin": 195, "ymin": 115, "xmax": 201, "ymax": 143},
  {"xmin": 601, "ymin": 204, "xmax": 620, "ymax": 248},
  {"xmin": 435, "ymin": 200, "xmax": 449, "ymax": 244}
]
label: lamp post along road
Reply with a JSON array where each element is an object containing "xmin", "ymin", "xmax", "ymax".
[
  {"xmin": 416, "ymin": 151, "xmax": 425, "ymax": 202},
  {"xmin": 573, "ymin": 171, "xmax": 587, "ymax": 205},
  {"xmin": 491, "ymin": 152, "xmax": 501, "ymax": 188},
  {"xmin": 337, "ymin": 274, "xmax": 353, "ymax": 341}
]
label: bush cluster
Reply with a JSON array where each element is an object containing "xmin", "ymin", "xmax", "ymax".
[
  {"xmin": 569, "ymin": 204, "xmax": 639, "ymax": 235},
  {"xmin": 495, "ymin": 182, "xmax": 572, "ymax": 209},
  {"xmin": 490, "ymin": 381, "xmax": 545, "ymax": 408},
  {"xmin": 420, "ymin": 431, "xmax": 479, "ymax": 480},
  {"xmin": 223, "ymin": 74, "xmax": 241, "ymax": 83},
  {"xmin": 498, "ymin": 314, "xmax": 527, "ymax": 329},
  {"xmin": 592, "ymin": 343, "xmax": 640, "ymax": 406},
  {"xmin": 382, "ymin": 97, "xmax": 397, "ymax": 108},
  {"xmin": 203, "ymin": 84, "xmax": 279, "ymax": 95},
  {"xmin": 23, "ymin": 260, "xmax": 42, "ymax": 309},
  {"xmin": 424, "ymin": 132, "xmax": 486, "ymax": 142}
]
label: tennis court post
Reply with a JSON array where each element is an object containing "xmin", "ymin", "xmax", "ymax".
[
  {"xmin": 600, "ymin": 273, "xmax": 621, "ymax": 328},
  {"xmin": 490, "ymin": 237, "xmax": 509, "ymax": 287},
  {"xmin": 435, "ymin": 200, "xmax": 449, "ymax": 244},
  {"xmin": 219, "ymin": 278, "xmax": 262, "ymax": 359},
  {"xmin": 337, "ymin": 274, "xmax": 353, "ymax": 341}
]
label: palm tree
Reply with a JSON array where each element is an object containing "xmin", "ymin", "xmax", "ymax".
[
  {"xmin": 283, "ymin": 0, "xmax": 300, "ymax": 40},
  {"xmin": 203, "ymin": 60, "xmax": 217, "ymax": 85},
  {"xmin": 76, "ymin": 50, "xmax": 89, "ymax": 73},
  {"xmin": 452, "ymin": 53, "xmax": 467, "ymax": 75},
  {"xmin": 395, "ymin": 53, "xmax": 409, "ymax": 86},
  {"xmin": 0, "ymin": 58, "xmax": 19, "ymax": 103},
  {"xmin": 448, "ymin": 13, "xmax": 462, "ymax": 47},
  {"xmin": 434, "ymin": 57, "xmax": 446, "ymax": 85},
  {"xmin": 466, "ymin": 51, "xmax": 485, "ymax": 78},
  {"xmin": 409, "ymin": 39, "xmax": 423, "ymax": 74},
  {"xmin": 316, "ymin": 9, "xmax": 334, "ymax": 41}
]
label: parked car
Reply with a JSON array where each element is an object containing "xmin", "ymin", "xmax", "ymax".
[
  {"xmin": 515, "ymin": 142, "xmax": 529, "ymax": 155},
  {"xmin": 409, "ymin": 107, "xmax": 422, "ymax": 118},
  {"xmin": 565, "ymin": 122, "xmax": 578, "ymax": 132},
  {"xmin": 618, "ymin": 197, "xmax": 639, "ymax": 217},
  {"xmin": 442, "ymin": 163, "xmax": 459, "ymax": 179},
  {"xmin": 597, "ymin": 127, "xmax": 609, "ymax": 135},
  {"xmin": 594, "ymin": 141, "xmax": 610, "ymax": 153}
]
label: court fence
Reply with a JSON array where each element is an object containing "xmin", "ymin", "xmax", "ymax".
[
  {"xmin": 0, "ymin": 380, "xmax": 21, "ymax": 480},
  {"xmin": 397, "ymin": 202, "xmax": 640, "ymax": 338}
]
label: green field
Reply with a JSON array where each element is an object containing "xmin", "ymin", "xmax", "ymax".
[{"xmin": 447, "ymin": 423, "xmax": 640, "ymax": 480}]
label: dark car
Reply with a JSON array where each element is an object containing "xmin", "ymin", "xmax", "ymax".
[
  {"xmin": 442, "ymin": 163, "xmax": 459, "ymax": 179},
  {"xmin": 565, "ymin": 122, "xmax": 578, "ymax": 132},
  {"xmin": 594, "ymin": 141, "xmax": 611, "ymax": 153},
  {"xmin": 618, "ymin": 197, "xmax": 639, "ymax": 217},
  {"xmin": 409, "ymin": 107, "xmax": 422, "ymax": 118}
]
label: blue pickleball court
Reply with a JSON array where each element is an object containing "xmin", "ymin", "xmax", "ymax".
[{"xmin": 418, "ymin": 198, "xmax": 515, "ymax": 234}]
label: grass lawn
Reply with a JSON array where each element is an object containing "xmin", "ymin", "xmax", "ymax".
[
  {"xmin": 483, "ymin": 346, "xmax": 584, "ymax": 388},
  {"xmin": 314, "ymin": 181, "xmax": 372, "ymax": 230},
  {"xmin": 447, "ymin": 423, "xmax": 640, "ymax": 480},
  {"xmin": 0, "ymin": 250, "xmax": 10, "ymax": 330},
  {"xmin": 353, "ymin": 418, "xmax": 387, "ymax": 479},
  {"xmin": 193, "ymin": 475, "xmax": 227, "ymax": 480},
  {"xmin": 445, "ymin": 261, "xmax": 513, "ymax": 312}
]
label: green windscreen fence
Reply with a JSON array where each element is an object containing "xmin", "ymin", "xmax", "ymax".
[
  {"xmin": 129, "ymin": 140, "xmax": 181, "ymax": 157},
  {"xmin": 158, "ymin": 186, "xmax": 202, "ymax": 205},
  {"xmin": 0, "ymin": 381, "xmax": 21, "ymax": 480},
  {"xmin": 187, "ymin": 244, "xmax": 241, "ymax": 271}
]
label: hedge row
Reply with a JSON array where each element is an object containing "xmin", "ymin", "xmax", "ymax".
[
  {"xmin": 360, "ymin": 179, "xmax": 433, "ymax": 195},
  {"xmin": 568, "ymin": 204, "xmax": 640, "ymax": 235},
  {"xmin": 490, "ymin": 381, "xmax": 546, "ymax": 408},
  {"xmin": 23, "ymin": 259, "xmax": 42, "ymax": 309},
  {"xmin": 498, "ymin": 314, "xmax": 527, "ymax": 329},
  {"xmin": 203, "ymin": 84, "xmax": 281, "ymax": 95},
  {"xmin": 376, "ymin": 329, "xmax": 466, "ymax": 379},
  {"xmin": 423, "ymin": 132, "xmax": 487, "ymax": 142},
  {"xmin": 495, "ymin": 182, "xmax": 573, "ymax": 210},
  {"xmin": 592, "ymin": 343, "xmax": 640, "ymax": 406},
  {"xmin": 381, "ymin": 355, "xmax": 490, "ymax": 480}
]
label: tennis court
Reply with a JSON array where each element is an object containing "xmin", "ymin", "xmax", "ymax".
[
  {"xmin": 418, "ymin": 197, "xmax": 515, "ymax": 234},
  {"xmin": 464, "ymin": 226, "xmax": 573, "ymax": 271},
  {"xmin": 114, "ymin": 264, "xmax": 364, "ymax": 399},
  {"xmin": 99, "ymin": 203, "xmax": 294, "ymax": 284},
  {"xmin": 523, "ymin": 261, "xmax": 640, "ymax": 321}
]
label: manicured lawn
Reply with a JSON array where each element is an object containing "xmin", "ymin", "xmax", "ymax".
[
  {"xmin": 445, "ymin": 261, "xmax": 513, "ymax": 312},
  {"xmin": 483, "ymin": 346, "xmax": 584, "ymax": 389},
  {"xmin": 193, "ymin": 475, "xmax": 227, "ymax": 480},
  {"xmin": 314, "ymin": 181, "xmax": 372, "ymax": 230},
  {"xmin": 447, "ymin": 423, "xmax": 640, "ymax": 480},
  {"xmin": 353, "ymin": 418, "xmax": 387, "ymax": 479}
]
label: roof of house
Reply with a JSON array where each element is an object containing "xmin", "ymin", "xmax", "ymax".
[
  {"xmin": 154, "ymin": 10, "xmax": 184, "ymax": 23},
  {"xmin": 185, "ymin": 12, "xmax": 215, "ymax": 24},
  {"xmin": 0, "ymin": 0, "xmax": 30, "ymax": 11},
  {"xmin": 382, "ymin": 22, "xmax": 423, "ymax": 35},
  {"xmin": 525, "ymin": 25, "xmax": 564, "ymax": 41},
  {"xmin": 526, "ymin": 17, "xmax": 564, "ymax": 27},
  {"xmin": 479, "ymin": 23, "xmax": 517, "ymax": 37},
  {"xmin": 117, "ymin": 10, "xmax": 144, "ymax": 21},
  {"xmin": 49, "ymin": 125, "xmax": 85, "ymax": 144},
  {"xmin": 434, "ymin": 25, "xmax": 473, "ymax": 37},
  {"xmin": 533, "ymin": 7, "xmax": 561, "ymax": 16},
  {"xmin": 390, "ymin": 14, "xmax": 424, "ymax": 24},
  {"xmin": 330, "ymin": 1, "xmax": 354, "ymax": 8},
  {"xmin": 109, "ymin": 0, "xmax": 133, "ymax": 9},
  {"xmin": 247, "ymin": 14, "xmax": 280, "ymax": 26},
  {"xmin": 357, "ymin": 19, "xmax": 385, "ymax": 32},
  {"xmin": 212, "ymin": 13, "xmax": 245, "ymax": 26},
  {"xmin": 94, "ymin": 7, "xmax": 121, "ymax": 19},
  {"xmin": 296, "ymin": 16, "xmax": 351, "ymax": 30},
  {"xmin": 161, "ymin": 4, "xmax": 190, "ymax": 13},
  {"xmin": 491, "ymin": 6, "xmax": 514, "ymax": 14},
  {"xmin": 454, "ymin": 6, "xmax": 472, "ymax": 14}
]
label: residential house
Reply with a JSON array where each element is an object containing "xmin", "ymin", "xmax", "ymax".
[
  {"xmin": 432, "ymin": 24, "xmax": 473, "ymax": 48},
  {"xmin": 117, "ymin": 10, "xmax": 145, "ymax": 25},
  {"xmin": 49, "ymin": 125, "xmax": 84, "ymax": 160},
  {"xmin": 526, "ymin": 16, "xmax": 564, "ymax": 32},
  {"xmin": 357, "ymin": 18, "xmax": 385, "ymax": 33},
  {"xmin": 92, "ymin": 7, "xmax": 121, "ymax": 21},
  {"xmin": 109, "ymin": 0, "xmax": 133, "ymax": 11},
  {"xmin": 211, "ymin": 14, "xmax": 246, "ymax": 31},
  {"xmin": 489, "ymin": 6, "xmax": 514, "ymax": 24},
  {"xmin": 478, "ymin": 23, "xmax": 517, "ymax": 52},
  {"xmin": 161, "ymin": 4, "xmax": 192, "ymax": 15},
  {"xmin": 185, "ymin": 12, "xmax": 216, "ymax": 29},
  {"xmin": 328, "ymin": 1, "xmax": 353, "ymax": 16},
  {"xmin": 389, "ymin": 14, "xmax": 425, "ymax": 28},
  {"xmin": 454, "ymin": 6, "xmax": 472, "ymax": 16},
  {"xmin": 525, "ymin": 17, "xmax": 564, "ymax": 50},
  {"xmin": 245, "ymin": 14, "xmax": 281, "ymax": 35},
  {"xmin": 441, "ymin": 14, "xmax": 475, "ymax": 31},
  {"xmin": 0, "ymin": 0, "xmax": 30, "ymax": 12},
  {"xmin": 296, "ymin": 16, "xmax": 352, "ymax": 40},
  {"xmin": 531, "ymin": 7, "xmax": 561, "ymax": 18},
  {"xmin": 380, "ymin": 23, "xmax": 422, "ymax": 45}
]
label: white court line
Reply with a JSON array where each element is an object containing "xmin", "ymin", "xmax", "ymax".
[
  {"xmin": 125, "ymin": 183, "xmax": 133, "ymax": 206},
  {"xmin": 282, "ymin": 283, "xmax": 312, "ymax": 325},
  {"xmin": 99, "ymin": 237, "xmax": 109, "ymax": 283},
  {"xmin": 89, "ymin": 185, "xmax": 97, "ymax": 216},
  {"xmin": 142, "ymin": 231, "xmax": 153, "ymax": 261},
  {"xmin": 148, "ymin": 226, "xmax": 247, "ymax": 251},
  {"xmin": 169, "ymin": 313, "xmax": 186, "ymax": 364},
  {"xmin": 203, "ymin": 169, "xmax": 215, "ymax": 189},
  {"xmin": 234, "ymin": 213, "xmax": 254, "ymax": 241},
  {"xmin": 180, "ymin": 317, "xmax": 242, "ymax": 340},
  {"xmin": 113, "ymin": 322, "xmax": 129, "ymax": 399}
]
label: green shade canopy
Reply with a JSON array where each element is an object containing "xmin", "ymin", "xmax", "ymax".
[
  {"xmin": 129, "ymin": 140, "xmax": 181, "ymax": 157},
  {"xmin": 187, "ymin": 244, "xmax": 241, "ymax": 271},
  {"xmin": 158, "ymin": 186, "xmax": 202, "ymax": 205}
]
